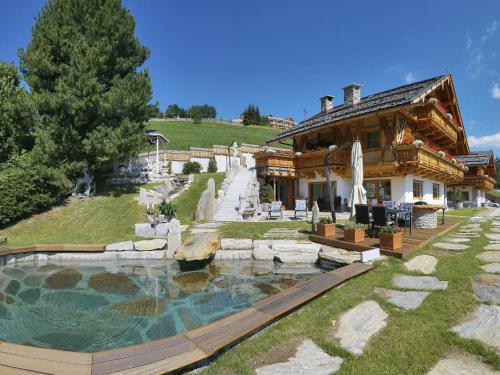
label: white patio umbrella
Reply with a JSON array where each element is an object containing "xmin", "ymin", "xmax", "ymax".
[{"xmin": 349, "ymin": 138, "xmax": 367, "ymax": 220}]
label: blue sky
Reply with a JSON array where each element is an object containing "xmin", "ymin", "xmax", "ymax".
[{"xmin": 1, "ymin": 0, "xmax": 499, "ymax": 153}]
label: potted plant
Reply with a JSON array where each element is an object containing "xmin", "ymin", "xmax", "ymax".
[
  {"xmin": 159, "ymin": 200, "xmax": 177, "ymax": 222},
  {"xmin": 344, "ymin": 221, "xmax": 365, "ymax": 243},
  {"xmin": 379, "ymin": 226, "xmax": 403, "ymax": 251},
  {"xmin": 317, "ymin": 217, "xmax": 335, "ymax": 237}
]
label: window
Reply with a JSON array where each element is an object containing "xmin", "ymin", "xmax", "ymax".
[
  {"xmin": 413, "ymin": 180, "xmax": 423, "ymax": 199},
  {"xmin": 433, "ymin": 183, "xmax": 440, "ymax": 199},
  {"xmin": 366, "ymin": 131, "xmax": 380, "ymax": 149},
  {"xmin": 462, "ymin": 191, "xmax": 470, "ymax": 201},
  {"xmin": 363, "ymin": 180, "xmax": 391, "ymax": 204}
]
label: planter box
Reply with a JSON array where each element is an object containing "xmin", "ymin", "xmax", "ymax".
[
  {"xmin": 316, "ymin": 223, "xmax": 335, "ymax": 237},
  {"xmin": 379, "ymin": 231, "xmax": 403, "ymax": 250},
  {"xmin": 344, "ymin": 228, "xmax": 365, "ymax": 243}
]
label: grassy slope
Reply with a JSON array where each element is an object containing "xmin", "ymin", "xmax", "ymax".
[
  {"xmin": 146, "ymin": 120, "xmax": 285, "ymax": 150},
  {"xmin": 0, "ymin": 173, "xmax": 224, "ymax": 245},
  {"xmin": 201, "ymin": 218, "xmax": 500, "ymax": 375},
  {"xmin": 445, "ymin": 207, "xmax": 486, "ymax": 217}
]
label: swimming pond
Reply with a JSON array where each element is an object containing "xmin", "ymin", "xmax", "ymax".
[{"xmin": 0, "ymin": 259, "xmax": 322, "ymax": 352}]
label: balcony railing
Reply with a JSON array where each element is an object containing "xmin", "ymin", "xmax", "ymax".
[
  {"xmin": 396, "ymin": 144, "xmax": 464, "ymax": 182},
  {"xmin": 449, "ymin": 175, "xmax": 496, "ymax": 190},
  {"xmin": 414, "ymin": 104, "xmax": 459, "ymax": 144},
  {"xmin": 255, "ymin": 148, "xmax": 350, "ymax": 178}
]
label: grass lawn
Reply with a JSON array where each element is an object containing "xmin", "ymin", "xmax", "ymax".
[
  {"xmin": 146, "ymin": 120, "xmax": 286, "ymax": 150},
  {"xmin": 200, "ymin": 220, "xmax": 500, "ymax": 375},
  {"xmin": 0, "ymin": 172, "xmax": 224, "ymax": 245},
  {"xmin": 445, "ymin": 207, "xmax": 486, "ymax": 218},
  {"xmin": 219, "ymin": 221, "xmax": 312, "ymax": 240}
]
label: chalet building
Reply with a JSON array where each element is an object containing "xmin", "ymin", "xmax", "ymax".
[
  {"xmin": 448, "ymin": 151, "xmax": 496, "ymax": 207},
  {"xmin": 255, "ymin": 74, "xmax": 496, "ymax": 211},
  {"xmin": 268, "ymin": 115, "xmax": 296, "ymax": 130}
]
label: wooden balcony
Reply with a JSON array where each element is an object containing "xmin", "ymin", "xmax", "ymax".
[
  {"xmin": 414, "ymin": 104, "xmax": 459, "ymax": 145},
  {"xmin": 449, "ymin": 175, "xmax": 496, "ymax": 190},
  {"xmin": 255, "ymin": 150, "xmax": 296, "ymax": 177},
  {"xmin": 396, "ymin": 144, "xmax": 464, "ymax": 183},
  {"xmin": 255, "ymin": 149, "xmax": 350, "ymax": 178}
]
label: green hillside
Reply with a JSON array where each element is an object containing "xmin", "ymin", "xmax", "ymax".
[{"xmin": 146, "ymin": 120, "xmax": 287, "ymax": 150}]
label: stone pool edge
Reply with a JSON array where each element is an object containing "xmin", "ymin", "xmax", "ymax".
[{"xmin": 0, "ymin": 246, "xmax": 373, "ymax": 375}]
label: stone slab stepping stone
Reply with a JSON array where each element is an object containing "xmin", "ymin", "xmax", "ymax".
[
  {"xmin": 462, "ymin": 223, "xmax": 481, "ymax": 228},
  {"xmin": 472, "ymin": 274, "xmax": 500, "ymax": 304},
  {"xmin": 484, "ymin": 243, "xmax": 500, "ymax": 251},
  {"xmin": 452, "ymin": 304, "xmax": 500, "ymax": 353},
  {"xmin": 432, "ymin": 242, "xmax": 469, "ymax": 251},
  {"xmin": 404, "ymin": 255, "xmax": 438, "ymax": 274},
  {"xmin": 393, "ymin": 274, "xmax": 448, "ymax": 290},
  {"xmin": 481, "ymin": 263, "xmax": 500, "ymax": 273},
  {"xmin": 194, "ymin": 222, "xmax": 222, "ymax": 229},
  {"xmin": 452, "ymin": 233, "xmax": 479, "ymax": 238},
  {"xmin": 190, "ymin": 228, "xmax": 218, "ymax": 234},
  {"xmin": 489, "ymin": 227, "xmax": 500, "ymax": 233},
  {"xmin": 458, "ymin": 228, "xmax": 482, "ymax": 233},
  {"xmin": 427, "ymin": 353, "xmax": 499, "ymax": 375},
  {"xmin": 255, "ymin": 339, "xmax": 343, "ymax": 375},
  {"xmin": 374, "ymin": 288, "xmax": 430, "ymax": 310},
  {"xmin": 329, "ymin": 300, "xmax": 388, "ymax": 356},
  {"xmin": 476, "ymin": 252, "xmax": 500, "ymax": 263},
  {"xmin": 446, "ymin": 238, "xmax": 471, "ymax": 243},
  {"xmin": 106, "ymin": 241, "xmax": 134, "ymax": 252},
  {"xmin": 486, "ymin": 233, "xmax": 500, "ymax": 241}
]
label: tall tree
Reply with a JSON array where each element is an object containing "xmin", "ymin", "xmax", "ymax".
[
  {"xmin": 0, "ymin": 62, "xmax": 33, "ymax": 163},
  {"xmin": 20, "ymin": 0, "xmax": 152, "ymax": 177}
]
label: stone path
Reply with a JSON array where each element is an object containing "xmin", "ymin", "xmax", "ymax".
[
  {"xmin": 329, "ymin": 300, "xmax": 388, "ymax": 356},
  {"xmin": 476, "ymin": 251, "xmax": 500, "ymax": 263},
  {"xmin": 472, "ymin": 274, "xmax": 500, "ymax": 304},
  {"xmin": 404, "ymin": 255, "xmax": 437, "ymax": 274},
  {"xmin": 484, "ymin": 243, "xmax": 500, "ymax": 250},
  {"xmin": 427, "ymin": 353, "xmax": 499, "ymax": 375},
  {"xmin": 482, "ymin": 263, "xmax": 500, "ymax": 273},
  {"xmin": 452, "ymin": 304, "xmax": 500, "ymax": 353},
  {"xmin": 432, "ymin": 242, "xmax": 469, "ymax": 251},
  {"xmin": 374, "ymin": 288, "xmax": 430, "ymax": 310},
  {"xmin": 255, "ymin": 339, "xmax": 343, "ymax": 375},
  {"xmin": 446, "ymin": 238, "xmax": 471, "ymax": 243},
  {"xmin": 392, "ymin": 274, "xmax": 448, "ymax": 290}
]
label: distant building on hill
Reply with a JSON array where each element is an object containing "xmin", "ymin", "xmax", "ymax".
[{"xmin": 267, "ymin": 115, "xmax": 296, "ymax": 130}]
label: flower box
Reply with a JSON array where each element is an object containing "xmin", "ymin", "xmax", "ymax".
[
  {"xmin": 317, "ymin": 223, "xmax": 335, "ymax": 237},
  {"xmin": 344, "ymin": 227, "xmax": 365, "ymax": 243},
  {"xmin": 379, "ymin": 231, "xmax": 403, "ymax": 251}
]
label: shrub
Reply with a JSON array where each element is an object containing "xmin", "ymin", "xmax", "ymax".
[
  {"xmin": 0, "ymin": 154, "xmax": 70, "ymax": 227},
  {"xmin": 182, "ymin": 161, "xmax": 202, "ymax": 174},
  {"xmin": 166, "ymin": 160, "xmax": 172, "ymax": 174},
  {"xmin": 159, "ymin": 200, "xmax": 176, "ymax": 219},
  {"xmin": 319, "ymin": 217, "xmax": 333, "ymax": 224},
  {"xmin": 380, "ymin": 226, "xmax": 400, "ymax": 234},
  {"xmin": 344, "ymin": 221, "xmax": 365, "ymax": 230},
  {"xmin": 207, "ymin": 157, "xmax": 217, "ymax": 173},
  {"xmin": 260, "ymin": 184, "xmax": 274, "ymax": 203}
]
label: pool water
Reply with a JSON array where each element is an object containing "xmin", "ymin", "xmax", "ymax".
[{"xmin": 0, "ymin": 259, "xmax": 322, "ymax": 352}]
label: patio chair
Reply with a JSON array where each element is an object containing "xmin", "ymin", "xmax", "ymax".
[
  {"xmin": 294, "ymin": 199, "xmax": 308, "ymax": 219},
  {"xmin": 371, "ymin": 206, "xmax": 394, "ymax": 238},
  {"xmin": 268, "ymin": 200, "xmax": 283, "ymax": 220},
  {"xmin": 398, "ymin": 202, "xmax": 413, "ymax": 234},
  {"xmin": 355, "ymin": 204, "xmax": 371, "ymax": 235},
  {"xmin": 383, "ymin": 201, "xmax": 395, "ymax": 210}
]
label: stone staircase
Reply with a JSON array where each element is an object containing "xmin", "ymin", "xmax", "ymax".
[{"xmin": 214, "ymin": 167, "xmax": 253, "ymax": 221}]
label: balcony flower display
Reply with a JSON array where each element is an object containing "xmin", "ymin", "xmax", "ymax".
[
  {"xmin": 438, "ymin": 151, "xmax": 445, "ymax": 158},
  {"xmin": 401, "ymin": 137, "xmax": 414, "ymax": 145},
  {"xmin": 428, "ymin": 97, "xmax": 438, "ymax": 104},
  {"xmin": 413, "ymin": 140, "xmax": 424, "ymax": 147}
]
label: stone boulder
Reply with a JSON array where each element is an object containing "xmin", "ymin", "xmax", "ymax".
[
  {"xmin": 106, "ymin": 241, "xmax": 134, "ymax": 252},
  {"xmin": 174, "ymin": 232, "xmax": 220, "ymax": 262},
  {"xmin": 134, "ymin": 239, "xmax": 167, "ymax": 251},
  {"xmin": 195, "ymin": 178, "xmax": 215, "ymax": 221},
  {"xmin": 214, "ymin": 250, "xmax": 253, "ymax": 261},
  {"xmin": 273, "ymin": 242, "xmax": 321, "ymax": 264},
  {"xmin": 220, "ymin": 238, "xmax": 253, "ymax": 250},
  {"xmin": 319, "ymin": 245, "xmax": 361, "ymax": 265},
  {"xmin": 167, "ymin": 219, "xmax": 182, "ymax": 258},
  {"xmin": 253, "ymin": 244, "xmax": 274, "ymax": 261}
]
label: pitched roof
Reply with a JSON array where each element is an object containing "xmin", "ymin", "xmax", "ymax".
[
  {"xmin": 454, "ymin": 151, "xmax": 493, "ymax": 166},
  {"xmin": 267, "ymin": 75, "xmax": 447, "ymax": 144}
]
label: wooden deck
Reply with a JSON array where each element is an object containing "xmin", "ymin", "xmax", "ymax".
[
  {"xmin": 0, "ymin": 262, "xmax": 372, "ymax": 374},
  {"xmin": 311, "ymin": 219, "xmax": 460, "ymax": 258}
]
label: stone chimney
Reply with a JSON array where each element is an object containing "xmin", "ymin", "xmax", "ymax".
[
  {"xmin": 320, "ymin": 95, "xmax": 334, "ymax": 113},
  {"xmin": 343, "ymin": 84, "xmax": 362, "ymax": 106}
]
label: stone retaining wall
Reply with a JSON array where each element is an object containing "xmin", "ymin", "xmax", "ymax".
[{"xmin": 413, "ymin": 210, "xmax": 438, "ymax": 229}]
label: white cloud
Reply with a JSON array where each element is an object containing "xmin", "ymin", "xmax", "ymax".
[
  {"xmin": 469, "ymin": 132, "xmax": 500, "ymax": 148},
  {"xmin": 491, "ymin": 83, "xmax": 500, "ymax": 99},
  {"xmin": 405, "ymin": 72, "xmax": 416, "ymax": 84},
  {"xmin": 466, "ymin": 20, "xmax": 498, "ymax": 79}
]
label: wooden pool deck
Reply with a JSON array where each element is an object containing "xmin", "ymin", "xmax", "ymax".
[
  {"xmin": 311, "ymin": 219, "xmax": 460, "ymax": 258},
  {"xmin": 0, "ymin": 262, "xmax": 372, "ymax": 374}
]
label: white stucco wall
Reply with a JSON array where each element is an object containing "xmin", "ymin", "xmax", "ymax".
[{"xmin": 446, "ymin": 185, "xmax": 485, "ymax": 207}]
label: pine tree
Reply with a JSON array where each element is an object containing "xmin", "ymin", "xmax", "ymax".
[{"xmin": 20, "ymin": 0, "xmax": 152, "ymax": 178}]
